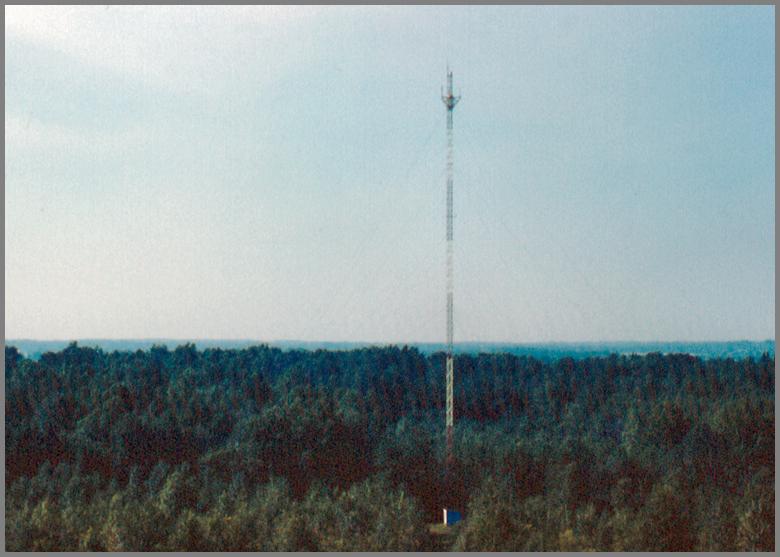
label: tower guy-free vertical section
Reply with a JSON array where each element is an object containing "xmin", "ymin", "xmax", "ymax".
[{"xmin": 441, "ymin": 68, "xmax": 460, "ymax": 518}]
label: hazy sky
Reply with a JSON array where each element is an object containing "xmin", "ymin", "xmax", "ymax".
[{"xmin": 5, "ymin": 5, "xmax": 775, "ymax": 342}]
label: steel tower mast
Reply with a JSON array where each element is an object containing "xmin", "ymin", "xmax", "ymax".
[{"xmin": 441, "ymin": 68, "xmax": 460, "ymax": 471}]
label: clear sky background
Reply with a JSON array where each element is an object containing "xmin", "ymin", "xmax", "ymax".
[{"xmin": 5, "ymin": 5, "xmax": 775, "ymax": 343}]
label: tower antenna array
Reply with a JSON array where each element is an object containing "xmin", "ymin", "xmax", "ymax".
[{"xmin": 441, "ymin": 68, "xmax": 460, "ymax": 477}]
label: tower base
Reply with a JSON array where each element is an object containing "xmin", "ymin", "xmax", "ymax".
[{"xmin": 443, "ymin": 508, "xmax": 462, "ymax": 526}]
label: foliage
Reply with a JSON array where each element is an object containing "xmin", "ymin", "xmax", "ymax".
[{"xmin": 5, "ymin": 343, "xmax": 774, "ymax": 551}]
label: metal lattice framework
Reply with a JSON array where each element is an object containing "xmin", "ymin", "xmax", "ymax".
[{"xmin": 441, "ymin": 69, "xmax": 460, "ymax": 469}]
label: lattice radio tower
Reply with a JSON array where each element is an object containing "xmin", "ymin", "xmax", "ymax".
[{"xmin": 441, "ymin": 68, "xmax": 460, "ymax": 473}]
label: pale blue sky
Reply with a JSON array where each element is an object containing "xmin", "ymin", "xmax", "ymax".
[{"xmin": 5, "ymin": 5, "xmax": 774, "ymax": 342}]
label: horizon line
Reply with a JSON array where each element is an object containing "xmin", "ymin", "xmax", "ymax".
[{"xmin": 6, "ymin": 337, "xmax": 775, "ymax": 345}]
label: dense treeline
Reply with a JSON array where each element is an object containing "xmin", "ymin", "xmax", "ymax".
[
  {"xmin": 8, "ymin": 338, "xmax": 775, "ymax": 365},
  {"xmin": 5, "ymin": 342, "xmax": 775, "ymax": 551}
]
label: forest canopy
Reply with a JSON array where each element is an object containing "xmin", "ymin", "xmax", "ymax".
[{"xmin": 4, "ymin": 342, "xmax": 775, "ymax": 551}]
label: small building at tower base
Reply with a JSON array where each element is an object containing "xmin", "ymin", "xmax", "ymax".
[{"xmin": 443, "ymin": 508, "xmax": 462, "ymax": 526}]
